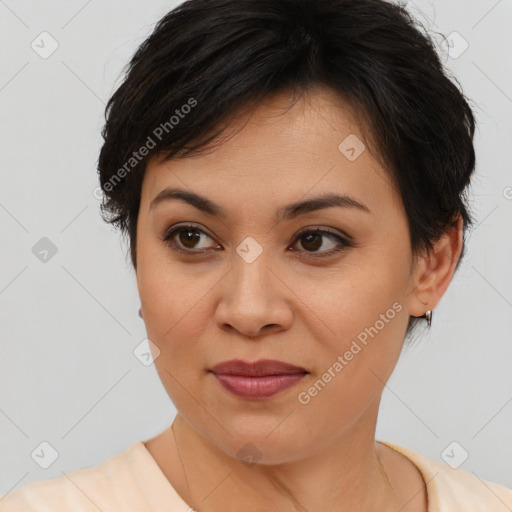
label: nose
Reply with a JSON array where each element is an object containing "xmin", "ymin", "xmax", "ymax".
[{"xmin": 214, "ymin": 250, "xmax": 293, "ymax": 339}]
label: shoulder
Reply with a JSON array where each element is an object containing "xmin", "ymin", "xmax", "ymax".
[
  {"xmin": 379, "ymin": 440, "xmax": 512, "ymax": 512},
  {"xmin": 1, "ymin": 441, "xmax": 185, "ymax": 511}
]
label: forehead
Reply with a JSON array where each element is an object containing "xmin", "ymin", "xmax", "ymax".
[{"xmin": 140, "ymin": 86, "xmax": 397, "ymax": 219}]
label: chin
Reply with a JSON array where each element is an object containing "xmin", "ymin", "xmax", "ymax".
[{"xmin": 206, "ymin": 419, "xmax": 310, "ymax": 466}]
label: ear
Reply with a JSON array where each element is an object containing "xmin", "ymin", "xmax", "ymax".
[{"xmin": 407, "ymin": 214, "xmax": 464, "ymax": 318}]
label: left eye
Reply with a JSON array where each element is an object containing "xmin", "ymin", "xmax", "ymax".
[
  {"xmin": 162, "ymin": 224, "xmax": 351, "ymax": 258},
  {"xmin": 291, "ymin": 229, "xmax": 349, "ymax": 257}
]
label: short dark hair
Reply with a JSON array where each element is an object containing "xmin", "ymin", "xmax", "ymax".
[{"xmin": 97, "ymin": 0, "xmax": 477, "ymax": 338}]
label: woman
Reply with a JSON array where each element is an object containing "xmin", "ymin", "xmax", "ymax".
[{"xmin": 3, "ymin": 0, "xmax": 512, "ymax": 510}]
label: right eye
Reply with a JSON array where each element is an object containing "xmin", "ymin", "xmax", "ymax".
[{"xmin": 162, "ymin": 224, "xmax": 219, "ymax": 254}]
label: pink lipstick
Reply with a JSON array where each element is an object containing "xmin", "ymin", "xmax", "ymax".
[{"xmin": 209, "ymin": 359, "xmax": 308, "ymax": 399}]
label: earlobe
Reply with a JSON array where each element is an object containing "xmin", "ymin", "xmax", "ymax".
[{"xmin": 407, "ymin": 214, "xmax": 464, "ymax": 319}]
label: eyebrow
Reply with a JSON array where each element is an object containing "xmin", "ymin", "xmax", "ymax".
[{"xmin": 149, "ymin": 187, "xmax": 371, "ymax": 222}]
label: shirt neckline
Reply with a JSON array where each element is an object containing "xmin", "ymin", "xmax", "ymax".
[
  {"xmin": 376, "ymin": 440, "xmax": 438, "ymax": 512},
  {"xmin": 132, "ymin": 440, "xmax": 193, "ymax": 508},
  {"xmin": 135, "ymin": 438, "xmax": 436, "ymax": 511}
]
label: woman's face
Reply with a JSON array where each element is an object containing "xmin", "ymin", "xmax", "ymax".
[{"xmin": 136, "ymin": 87, "xmax": 426, "ymax": 464}]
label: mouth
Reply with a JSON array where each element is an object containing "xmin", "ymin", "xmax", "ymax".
[{"xmin": 209, "ymin": 359, "xmax": 308, "ymax": 400}]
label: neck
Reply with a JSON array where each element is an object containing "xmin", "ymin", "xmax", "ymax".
[{"xmin": 167, "ymin": 412, "xmax": 400, "ymax": 512}]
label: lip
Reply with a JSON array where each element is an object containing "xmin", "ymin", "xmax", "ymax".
[
  {"xmin": 209, "ymin": 359, "xmax": 308, "ymax": 400},
  {"xmin": 210, "ymin": 359, "xmax": 307, "ymax": 376}
]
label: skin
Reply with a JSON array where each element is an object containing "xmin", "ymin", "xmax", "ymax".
[{"xmin": 136, "ymin": 85, "xmax": 463, "ymax": 512}]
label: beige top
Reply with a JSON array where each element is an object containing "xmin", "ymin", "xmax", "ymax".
[{"xmin": 2, "ymin": 439, "xmax": 512, "ymax": 511}]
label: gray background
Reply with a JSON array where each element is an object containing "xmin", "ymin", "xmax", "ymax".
[{"xmin": 1, "ymin": 0, "xmax": 511, "ymax": 496}]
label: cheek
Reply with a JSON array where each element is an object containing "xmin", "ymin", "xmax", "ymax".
[
  {"xmin": 291, "ymin": 301, "xmax": 408, "ymax": 452},
  {"xmin": 137, "ymin": 259, "xmax": 226, "ymax": 389},
  {"xmin": 141, "ymin": 278, "xmax": 209, "ymax": 363},
  {"xmin": 137, "ymin": 237, "xmax": 210, "ymax": 335},
  {"xmin": 288, "ymin": 259, "xmax": 408, "ymax": 404},
  {"xmin": 143, "ymin": 293, "xmax": 211, "ymax": 418},
  {"xmin": 288, "ymin": 253, "xmax": 406, "ymax": 346}
]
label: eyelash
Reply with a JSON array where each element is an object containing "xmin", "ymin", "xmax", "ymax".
[{"xmin": 161, "ymin": 223, "xmax": 352, "ymax": 259}]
